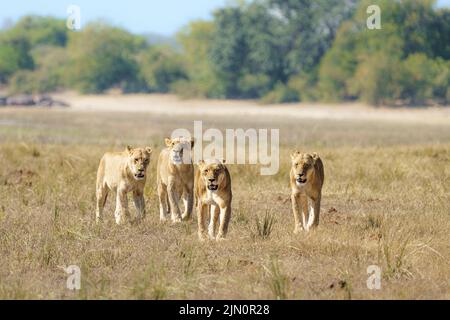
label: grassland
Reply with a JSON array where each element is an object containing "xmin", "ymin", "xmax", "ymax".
[{"xmin": 0, "ymin": 101, "xmax": 449, "ymax": 299}]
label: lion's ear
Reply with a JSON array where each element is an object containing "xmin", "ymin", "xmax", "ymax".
[
  {"xmin": 126, "ymin": 145, "xmax": 133, "ymax": 154},
  {"xmin": 165, "ymin": 138, "xmax": 172, "ymax": 147},
  {"xmin": 312, "ymin": 152, "xmax": 320, "ymax": 163},
  {"xmin": 221, "ymin": 158, "xmax": 226, "ymax": 164},
  {"xmin": 290, "ymin": 150, "xmax": 301, "ymax": 161},
  {"xmin": 197, "ymin": 160, "xmax": 205, "ymax": 168},
  {"xmin": 145, "ymin": 147, "xmax": 153, "ymax": 155}
]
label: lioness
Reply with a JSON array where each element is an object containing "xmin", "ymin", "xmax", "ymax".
[
  {"xmin": 96, "ymin": 146, "xmax": 152, "ymax": 225},
  {"xmin": 195, "ymin": 159, "xmax": 232, "ymax": 241},
  {"xmin": 157, "ymin": 137, "xmax": 195, "ymax": 223},
  {"xmin": 290, "ymin": 151, "xmax": 324, "ymax": 233}
]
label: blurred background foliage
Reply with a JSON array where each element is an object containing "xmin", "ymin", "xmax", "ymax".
[{"xmin": 0, "ymin": 0, "xmax": 448, "ymax": 106}]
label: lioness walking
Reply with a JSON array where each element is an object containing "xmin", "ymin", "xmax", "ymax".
[
  {"xmin": 195, "ymin": 159, "xmax": 232, "ymax": 241},
  {"xmin": 96, "ymin": 146, "xmax": 152, "ymax": 225},
  {"xmin": 157, "ymin": 137, "xmax": 195, "ymax": 223},
  {"xmin": 290, "ymin": 151, "xmax": 324, "ymax": 233}
]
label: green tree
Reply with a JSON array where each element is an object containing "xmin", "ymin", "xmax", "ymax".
[
  {"xmin": 0, "ymin": 33, "xmax": 34, "ymax": 83},
  {"xmin": 11, "ymin": 16, "xmax": 68, "ymax": 47},
  {"xmin": 8, "ymin": 46, "xmax": 69, "ymax": 94},
  {"xmin": 319, "ymin": 0, "xmax": 449, "ymax": 105},
  {"xmin": 176, "ymin": 20, "xmax": 224, "ymax": 98},
  {"xmin": 210, "ymin": 6, "xmax": 248, "ymax": 98},
  {"xmin": 398, "ymin": 54, "xmax": 443, "ymax": 105},
  {"xmin": 0, "ymin": 16, "xmax": 67, "ymax": 84},
  {"xmin": 267, "ymin": 0, "xmax": 358, "ymax": 76},
  {"xmin": 138, "ymin": 46, "xmax": 187, "ymax": 93},
  {"xmin": 67, "ymin": 22, "xmax": 146, "ymax": 93}
]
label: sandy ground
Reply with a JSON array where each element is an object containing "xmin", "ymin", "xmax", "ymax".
[{"xmin": 50, "ymin": 92, "xmax": 450, "ymax": 125}]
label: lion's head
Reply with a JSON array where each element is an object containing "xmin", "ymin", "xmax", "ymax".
[
  {"xmin": 126, "ymin": 145, "xmax": 152, "ymax": 180},
  {"xmin": 198, "ymin": 159, "xmax": 227, "ymax": 192},
  {"xmin": 165, "ymin": 137, "xmax": 194, "ymax": 165},
  {"xmin": 291, "ymin": 151, "xmax": 319, "ymax": 186}
]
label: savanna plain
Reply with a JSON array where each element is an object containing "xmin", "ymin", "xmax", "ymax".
[{"xmin": 0, "ymin": 95, "xmax": 449, "ymax": 299}]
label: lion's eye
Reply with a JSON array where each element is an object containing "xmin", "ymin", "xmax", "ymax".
[{"xmin": 134, "ymin": 159, "xmax": 139, "ymax": 163}]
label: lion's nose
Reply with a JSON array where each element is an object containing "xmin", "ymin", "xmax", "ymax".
[{"xmin": 208, "ymin": 178, "xmax": 215, "ymax": 182}]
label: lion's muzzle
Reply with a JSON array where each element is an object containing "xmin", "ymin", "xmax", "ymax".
[
  {"xmin": 296, "ymin": 174, "xmax": 307, "ymax": 185},
  {"xmin": 207, "ymin": 178, "xmax": 219, "ymax": 191},
  {"xmin": 134, "ymin": 169, "xmax": 145, "ymax": 180}
]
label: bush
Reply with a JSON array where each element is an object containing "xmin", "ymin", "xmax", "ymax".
[
  {"xmin": 432, "ymin": 59, "xmax": 450, "ymax": 104},
  {"xmin": 8, "ymin": 46, "xmax": 70, "ymax": 94},
  {"xmin": 260, "ymin": 83, "xmax": 299, "ymax": 104},
  {"xmin": 348, "ymin": 52, "xmax": 403, "ymax": 106},
  {"xmin": 398, "ymin": 54, "xmax": 443, "ymax": 105},
  {"xmin": 238, "ymin": 74, "xmax": 271, "ymax": 99},
  {"xmin": 8, "ymin": 70, "xmax": 35, "ymax": 94},
  {"xmin": 138, "ymin": 46, "xmax": 187, "ymax": 93},
  {"xmin": 288, "ymin": 75, "xmax": 320, "ymax": 102}
]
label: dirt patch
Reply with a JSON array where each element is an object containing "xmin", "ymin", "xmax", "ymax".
[{"xmin": 52, "ymin": 92, "xmax": 450, "ymax": 125}]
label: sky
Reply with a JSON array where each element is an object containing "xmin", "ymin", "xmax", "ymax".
[
  {"xmin": 0, "ymin": 0, "xmax": 229, "ymax": 36},
  {"xmin": 0, "ymin": 0, "xmax": 449, "ymax": 36}
]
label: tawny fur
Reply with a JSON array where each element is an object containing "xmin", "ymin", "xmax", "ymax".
[
  {"xmin": 157, "ymin": 137, "xmax": 195, "ymax": 223},
  {"xmin": 290, "ymin": 151, "xmax": 324, "ymax": 233},
  {"xmin": 195, "ymin": 159, "xmax": 232, "ymax": 241},
  {"xmin": 96, "ymin": 146, "xmax": 152, "ymax": 225}
]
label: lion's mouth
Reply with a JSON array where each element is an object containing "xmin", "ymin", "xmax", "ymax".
[
  {"xmin": 172, "ymin": 156, "xmax": 182, "ymax": 164},
  {"xmin": 296, "ymin": 177, "xmax": 307, "ymax": 184},
  {"xmin": 135, "ymin": 173, "xmax": 145, "ymax": 180},
  {"xmin": 207, "ymin": 184, "xmax": 219, "ymax": 191}
]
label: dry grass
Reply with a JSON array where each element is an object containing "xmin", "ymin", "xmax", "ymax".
[{"xmin": 0, "ymin": 107, "xmax": 449, "ymax": 300}]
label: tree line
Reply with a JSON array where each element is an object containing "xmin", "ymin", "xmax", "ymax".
[{"xmin": 0, "ymin": 0, "xmax": 448, "ymax": 106}]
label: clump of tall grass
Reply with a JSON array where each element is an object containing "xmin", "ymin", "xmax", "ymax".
[
  {"xmin": 263, "ymin": 259, "xmax": 289, "ymax": 300},
  {"xmin": 253, "ymin": 210, "xmax": 276, "ymax": 240},
  {"xmin": 378, "ymin": 227, "xmax": 413, "ymax": 279}
]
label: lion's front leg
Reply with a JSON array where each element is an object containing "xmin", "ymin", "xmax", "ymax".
[
  {"xmin": 216, "ymin": 204, "xmax": 231, "ymax": 241},
  {"xmin": 291, "ymin": 193, "xmax": 303, "ymax": 234},
  {"xmin": 115, "ymin": 188, "xmax": 130, "ymax": 225},
  {"xmin": 96, "ymin": 184, "xmax": 108, "ymax": 223},
  {"xmin": 167, "ymin": 180, "xmax": 182, "ymax": 223},
  {"xmin": 307, "ymin": 194, "xmax": 321, "ymax": 230},
  {"xmin": 197, "ymin": 203, "xmax": 208, "ymax": 241},
  {"xmin": 208, "ymin": 205, "xmax": 220, "ymax": 239},
  {"xmin": 300, "ymin": 194, "xmax": 310, "ymax": 231},
  {"xmin": 157, "ymin": 183, "xmax": 170, "ymax": 222},
  {"xmin": 133, "ymin": 189, "xmax": 145, "ymax": 221},
  {"xmin": 181, "ymin": 186, "xmax": 194, "ymax": 221}
]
